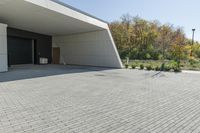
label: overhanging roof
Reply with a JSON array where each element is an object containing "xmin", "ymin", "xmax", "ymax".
[
  {"xmin": 51, "ymin": 0, "xmax": 108, "ymax": 24},
  {"xmin": 0, "ymin": 0, "xmax": 109, "ymax": 36}
]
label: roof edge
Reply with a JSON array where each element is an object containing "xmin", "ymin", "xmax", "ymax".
[{"xmin": 50, "ymin": 0, "xmax": 108, "ymax": 24}]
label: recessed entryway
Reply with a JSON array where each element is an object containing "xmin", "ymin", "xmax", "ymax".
[{"xmin": 7, "ymin": 36, "xmax": 34, "ymax": 66}]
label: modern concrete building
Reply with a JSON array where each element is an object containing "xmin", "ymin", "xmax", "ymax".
[{"xmin": 0, "ymin": 0, "xmax": 123, "ymax": 72}]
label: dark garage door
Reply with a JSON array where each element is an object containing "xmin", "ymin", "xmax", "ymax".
[{"xmin": 8, "ymin": 37, "xmax": 33, "ymax": 65}]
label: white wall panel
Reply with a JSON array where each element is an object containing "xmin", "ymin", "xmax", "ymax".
[
  {"xmin": 0, "ymin": 23, "xmax": 8, "ymax": 72},
  {"xmin": 0, "ymin": 25, "xmax": 7, "ymax": 35},
  {"xmin": 0, "ymin": 36, "xmax": 7, "ymax": 54},
  {"xmin": 53, "ymin": 29, "xmax": 123, "ymax": 68},
  {"xmin": 0, "ymin": 54, "xmax": 7, "ymax": 72}
]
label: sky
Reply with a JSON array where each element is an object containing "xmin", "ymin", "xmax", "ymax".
[{"xmin": 61, "ymin": 0, "xmax": 200, "ymax": 41}]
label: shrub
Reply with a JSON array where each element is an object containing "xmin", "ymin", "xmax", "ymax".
[
  {"xmin": 173, "ymin": 66, "xmax": 181, "ymax": 72},
  {"xmin": 125, "ymin": 64, "xmax": 129, "ymax": 69},
  {"xmin": 145, "ymin": 53, "xmax": 151, "ymax": 60},
  {"xmin": 120, "ymin": 50, "xmax": 130, "ymax": 59},
  {"xmin": 161, "ymin": 61, "xmax": 176, "ymax": 72},
  {"xmin": 189, "ymin": 57, "xmax": 198, "ymax": 65},
  {"xmin": 151, "ymin": 52, "xmax": 163, "ymax": 60},
  {"xmin": 169, "ymin": 60, "xmax": 179, "ymax": 68},
  {"xmin": 131, "ymin": 64, "xmax": 136, "ymax": 69},
  {"xmin": 192, "ymin": 64, "xmax": 197, "ymax": 68},
  {"xmin": 155, "ymin": 66, "xmax": 161, "ymax": 71},
  {"xmin": 146, "ymin": 65, "xmax": 153, "ymax": 71},
  {"xmin": 140, "ymin": 64, "xmax": 144, "ymax": 70},
  {"xmin": 164, "ymin": 65, "xmax": 171, "ymax": 71},
  {"xmin": 170, "ymin": 61, "xmax": 181, "ymax": 72}
]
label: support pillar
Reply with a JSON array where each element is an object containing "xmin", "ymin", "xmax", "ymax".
[{"xmin": 0, "ymin": 23, "xmax": 8, "ymax": 72}]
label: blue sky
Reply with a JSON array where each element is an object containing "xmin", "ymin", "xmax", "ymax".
[{"xmin": 61, "ymin": 0, "xmax": 200, "ymax": 41}]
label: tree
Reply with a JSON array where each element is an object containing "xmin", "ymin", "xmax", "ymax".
[{"xmin": 109, "ymin": 14, "xmax": 191, "ymax": 60}]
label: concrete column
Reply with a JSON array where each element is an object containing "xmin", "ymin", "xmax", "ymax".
[{"xmin": 0, "ymin": 23, "xmax": 8, "ymax": 72}]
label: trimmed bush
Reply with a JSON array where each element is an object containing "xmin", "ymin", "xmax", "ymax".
[
  {"xmin": 131, "ymin": 64, "xmax": 136, "ymax": 69},
  {"xmin": 140, "ymin": 64, "xmax": 144, "ymax": 70},
  {"xmin": 155, "ymin": 66, "xmax": 161, "ymax": 71},
  {"xmin": 164, "ymin": 65, "xmax": 171, "ymax": 71},
  {"xmin": 125, "ymin": 64, "xmax": 129, "ymax": 69},
  {"xmin": 168, "ymin": 61, "xmax": 180, "ymax": 72},
  {"xmin": 173, "ymin": 66, "xmax": 181, "ymax": 72},
  {"xmin": 146, "ymin": 65, "xmax": 153, "ymax": 71}
]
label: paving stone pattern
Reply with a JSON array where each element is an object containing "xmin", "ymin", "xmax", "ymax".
[{"xmin": 0, "ymin": 65, "xmax": 200, "ymax": 133}]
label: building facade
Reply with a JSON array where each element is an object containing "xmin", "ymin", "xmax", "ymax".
[{"xmin": 0, "ymin": 0, "xmax": 123, "ymax": 72}]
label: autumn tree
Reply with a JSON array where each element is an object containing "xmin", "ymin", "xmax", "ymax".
[{"xmin": 109, "ymin": 14, "xmax": 192, "ymax": 60}]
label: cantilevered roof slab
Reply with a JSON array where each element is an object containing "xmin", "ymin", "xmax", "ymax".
[
  {"xmin": 0, "ymin": 0, "xmax": 108, "ymax": 35},
  {"xmin": 0, "ymin": 0, "xmax": 123, "ymax": 68}
]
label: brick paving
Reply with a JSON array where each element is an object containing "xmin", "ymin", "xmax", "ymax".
[{"xmin": 0, "ymin": 65, "xmax": 200, "ymax": 133}]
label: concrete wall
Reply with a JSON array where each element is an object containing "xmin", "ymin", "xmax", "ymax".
[
  {"xmin": 53, "ymin": 30, "xmax": 123, "ymax": 68},
  {"xmin": 0, "ymin": 23, "xmax": 8, "ymax": 72}
]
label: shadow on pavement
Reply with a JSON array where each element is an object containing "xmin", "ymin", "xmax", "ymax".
[{"xmin": 0, "ymin": 64, "xmax": 113, "ymax": 82}]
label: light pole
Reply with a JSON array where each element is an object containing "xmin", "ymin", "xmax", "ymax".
[{"xmin": 191, "ymin": 29, "xmax": 196, "ymax": 57}]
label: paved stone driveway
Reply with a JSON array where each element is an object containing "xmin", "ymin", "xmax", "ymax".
[{"xmin": 1, "ymin": 65, "xmax": 200, "ymax": 133}]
